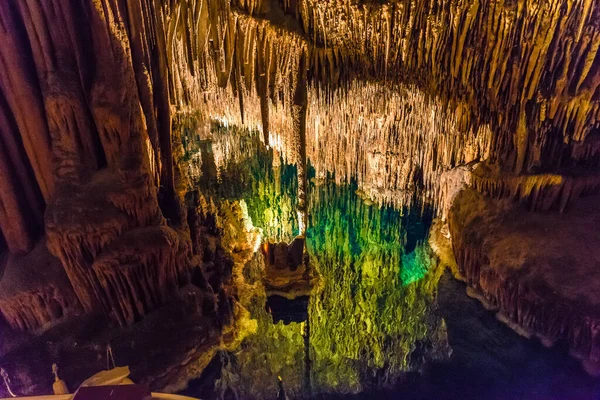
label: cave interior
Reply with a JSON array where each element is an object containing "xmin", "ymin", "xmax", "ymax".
[{"xmin": 1, "ymin": 0, "xmax": 600, "ymax": 398}]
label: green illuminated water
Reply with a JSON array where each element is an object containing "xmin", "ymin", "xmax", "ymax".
[
  {"xmin": 190, "ymin": 128, "xmax": 448, "ymax": 398},
  {"xmin": 184, "ymin": 127, "xmax": 600, "ymax": 400}
]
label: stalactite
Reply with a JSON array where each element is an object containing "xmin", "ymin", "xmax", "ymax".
[
  {"xmin": 16, "ymin": 0, "xmax": 104, "ymax": 183},
  {"xmin": 153, "ymin": 0, "xmax": 184, "ymax": 225},
  {"xmin": 256, "ymin": 28, "xmax": 270, "ymax": 144},
  {"xmin": 302, "ymin": 82, "xmax": 492, "ymax": 211},
  {"xmin": 0, "ymin": 3, "xmax": 54, "ymax": 203},
  {"xmin": 0, "ymin": 92, "xmax": 44, "ymax": 253},
  {"xmin": 233, "ymin": 25, "xmax": 246, "ymax": 125},
  {"xmin": 0, "ymin": 0, "xmax": 222, "ymax": 330},
  {"xmin": 267, "ymin": 0, "xmax": 600, "ymax": 172},
  {"xmin": 0, "ymin": 286, "xmax": 77, "ymax": 331},
  {"xmin": 161, "ymin": 0, "xmax": 594, "ymax": 215},
  {"xmin": 87, "ymin": 0, "xmax": 150, "ymax": 171},
  {"xmin": 126, "ymin": 0, "xmax": 162, "ymax": 182},
  {"xmin": 45, "ymin": 168, "xmax": 164, "ymax": 314},
  {"xmin": 172, "ymin": 0, "xmax": 600, "ymax": 215}
]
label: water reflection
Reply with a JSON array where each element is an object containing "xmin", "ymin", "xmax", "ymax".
[
  {"xmin": 187, "ymin": 127, "xmax": 449, "ymax": 398},
  {"xmin": 180, "ymin": 125, "xmax": 600, "ymax": 400},
  {"xmin": 306, "ymin": 183, "xmax": 447, "ymax": 395}
]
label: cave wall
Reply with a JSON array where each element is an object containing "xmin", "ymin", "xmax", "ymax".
[
  {"xmin": 448, "ymin": 188, "xmax": 600, "ymax": 372},
  {"xmin": 0, "ymin": 0, "xmax": 196, "ymax": 328}
]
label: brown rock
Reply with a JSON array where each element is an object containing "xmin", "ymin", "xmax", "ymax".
[
  {"xmin": 450, "ymin": 188, "xmax": 600, "ymax": 371},
  {"xmin": 0, "ymin": 241, "xmax": 81, "ymax": 331},
  {"xmin": 93, "ymin": 226, "xmax": 192, "ymax": 326}
]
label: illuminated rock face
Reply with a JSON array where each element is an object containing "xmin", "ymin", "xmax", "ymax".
[
  {"xmin": 93, "ymin": 226, "xmax": 193, "ymax": 326},
  {"xmin": 45, "ymin": 168, "xmax": 166, "ymax": 315},
  {"xmin": 0, "ymin": 0, "xmax": 189, "ymax": 328}
]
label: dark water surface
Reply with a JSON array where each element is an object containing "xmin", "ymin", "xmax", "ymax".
[{"xmin": 389, "ymin": 273, "xmax": 600, "ymax": 400}]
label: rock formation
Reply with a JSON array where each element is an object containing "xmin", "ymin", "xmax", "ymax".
[
  {"xmin": 0, "ymin": 242, "xmax": 81, "ymax": 331},
  {"xmin": 0, "ymin": 0, "xmax": 198, "ymax": 329},
  {"xmin": 449, "ymin": 188, "xmax": 600, "ymax": 374}
]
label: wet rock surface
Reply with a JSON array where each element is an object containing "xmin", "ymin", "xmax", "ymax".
[
  {"xmin": 395, "ymin": 273, "xmax": 600, "ymax": 400},
  {"xmin": 450, "ymin": 188, "xmax": 600, "ymax": 374}
]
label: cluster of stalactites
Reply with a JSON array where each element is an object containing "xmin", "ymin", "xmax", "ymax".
[
  {"xmin": 279, "ymin": 0, "xmax": 600, "ymax": 173},
  {"xmin": 196, "ymin": 79, "xmax": 492, "ymax": 213},
  {"xmin": 161, "ymin": 0, "xmax": 495, "ymax": 212},
  {"xmin": 166, "ymin": 0, "xmax": 600, "ymax": 175},
  {"xmin": 163, "ymin": 0, "xmax": 308, "ymax": 144},
  {"xmin": 303, "ymin": 82, "xmax": 492, "ymax": 211},
  {"xmin": 159, "ymin": 0, "xmax": 600, "ymax": 219}
]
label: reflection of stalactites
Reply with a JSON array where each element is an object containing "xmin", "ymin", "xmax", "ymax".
[{"xmin": 305, "ymin": 183, "xmax": 445, "ymax": 392}]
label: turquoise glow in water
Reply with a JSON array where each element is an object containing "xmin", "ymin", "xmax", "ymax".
[
  {"xmin": 184, "ymin": 127, "xmax": 600, "ymax": 400},
  {"xmin": 191, "ymin": 128, "xmax": 445, "ymax": 398}
]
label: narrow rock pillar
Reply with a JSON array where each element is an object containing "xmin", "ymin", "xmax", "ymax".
[{"xmin": 292, "ymin": 49, "xmax": 308, "ymax": 235}]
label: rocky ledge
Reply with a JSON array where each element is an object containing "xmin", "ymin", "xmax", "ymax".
[{"xmin": 449, "ymin": 189, "xmax": 600, "ymax": 376}]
